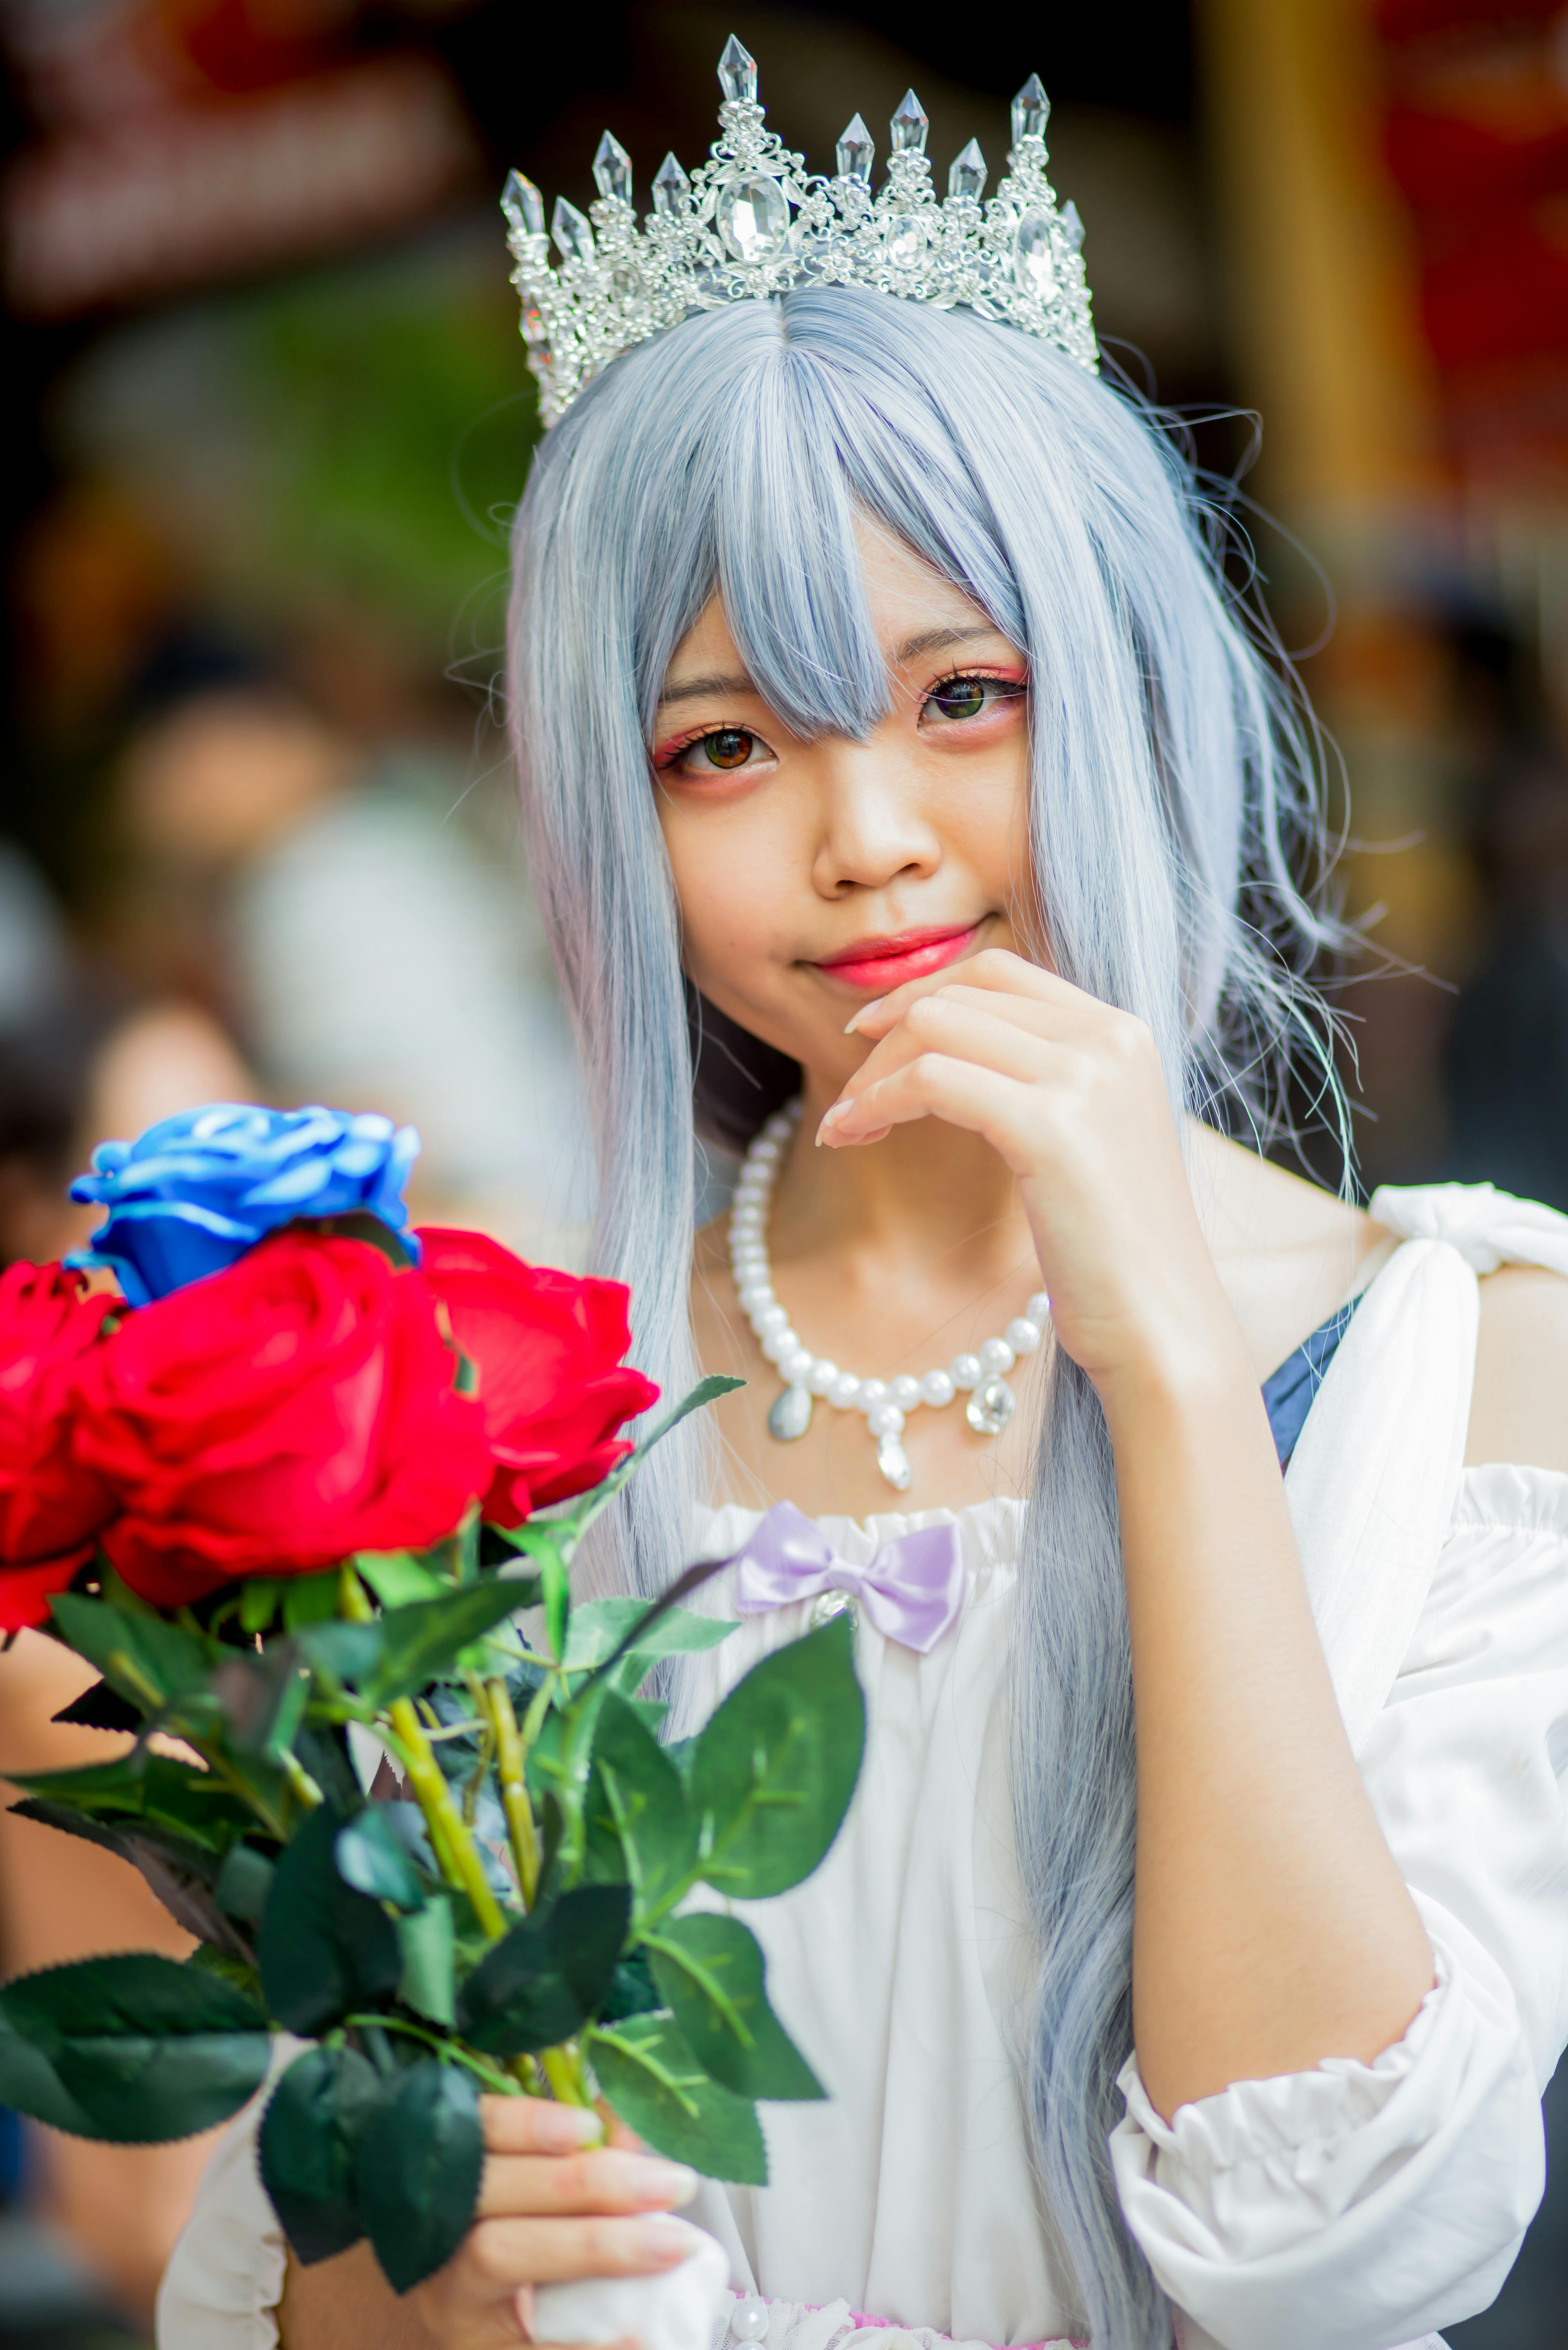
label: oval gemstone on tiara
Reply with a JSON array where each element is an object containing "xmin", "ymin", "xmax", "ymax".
[
  {"xmin": 887, "ymin": 214, "xmax": 927, "ymax": 269},
  {"xmin": 719, "ymin": 176, "xmax": 791, "ymax": 262},
  {"xmin": 1013, "ymin": 213, "xmax": 1057, "ymax": 298}
]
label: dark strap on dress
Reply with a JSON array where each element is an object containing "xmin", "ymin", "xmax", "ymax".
[{"xmin": 1261, "ymin": 1300, "xmax": 1360, "ymax": 1469}]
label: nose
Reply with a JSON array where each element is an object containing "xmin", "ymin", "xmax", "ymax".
[{"xmin": 809, "ymin": 738, "xmax": 942, "ymax": 898}]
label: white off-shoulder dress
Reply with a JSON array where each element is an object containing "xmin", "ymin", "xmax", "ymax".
[{"xmin": 156, "ymin": 1184, "xmax": 1568, "ymax": 2350}]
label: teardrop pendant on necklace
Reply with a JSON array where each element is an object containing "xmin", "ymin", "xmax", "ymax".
[
  {"xmin": 768, "ymin": 1384, "xmax": 813, "ymax": 1441},
  {"xmin": 877, "ymin": 1433, "xmax": 912, "ymax": 1490}
]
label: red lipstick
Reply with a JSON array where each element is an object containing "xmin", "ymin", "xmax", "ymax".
[{"xmin": 813, "ymin": 921, "xmax": 981, "ymax": 991}]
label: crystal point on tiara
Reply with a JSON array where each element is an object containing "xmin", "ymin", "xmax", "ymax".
[
  {"xmin": 890, "ymin": 89, "xmax": 928, "ymax": 155},
  {"xmin": 652, "ymin": 151, "xmax": 690, "ymax": 216},
  {"xmin": 592, "ymin": 131, "xmax": 632, "ymax": 204},
  {"xmin": 718, "ymin": 34, "xmax": 758, "ymax": 103},
  {"xmin": 503, "ymin": 38, "xmax": 1096, "ymax": 428},
  {"xmin": 836, "ymin": 112, "xmax": 874, "ymax": 182},
  {"xmin": 501, "ymin": 168, "xmax": 544, "ymax": 241},
  {"xmin": 551, "ymin": 194, "xmax": 593, "ymax": 267},
  {"xmin": 1012, "ymin": 72, "xmax": 1050, "ymax": 144},
  {"xmin": 948, "ymin": 138, "xmax": 986, "ymax": 202}
]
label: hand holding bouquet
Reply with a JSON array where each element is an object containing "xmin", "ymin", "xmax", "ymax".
[{"xmin": 0, "ymin": 1106, "xmax": 863, "ymax": 2328}]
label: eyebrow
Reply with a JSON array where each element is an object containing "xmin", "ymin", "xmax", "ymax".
[{"xmin": 655, "ymin": 623, "xmax": 1010, "ymax": 713}]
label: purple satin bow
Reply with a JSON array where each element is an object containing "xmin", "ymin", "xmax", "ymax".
[{"xmin": 727, "ymin": 1500, "xmax": 965, "ymax": 1655}]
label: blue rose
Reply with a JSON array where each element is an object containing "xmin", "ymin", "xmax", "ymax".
[{"xmin": 68, "ymin": 1104, "xmax": 421, "ymax": 1307}]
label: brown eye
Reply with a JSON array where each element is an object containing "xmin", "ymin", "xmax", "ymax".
[
  {"xmin": 699, "ymin": 728, "xmax": 754, "ymax": 769},
  {"xmin": 931, "ymin": 678, "xmax": 988, "ymax": 722}
]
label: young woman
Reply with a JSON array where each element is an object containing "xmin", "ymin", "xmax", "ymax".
[{"xmin": 161, "ymin": 69, "xmax": 1568, "ymax": 2350}]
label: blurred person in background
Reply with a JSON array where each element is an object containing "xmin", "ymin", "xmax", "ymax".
[
  {"xmin": 105, "ymin": 634, "xmax": 593, "ymax": 1259},
  {"xmin": 0, "ymin": 836, "xmax": 252, "ymax": 2346}
]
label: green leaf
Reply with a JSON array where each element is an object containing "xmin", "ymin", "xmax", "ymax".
[
  {"xmin": 8, "ymin": 1752, "xmax": 257, "ymax": 1854},
  {"xmin": 240, "ymin": 1581, "xmax": 283, "ymax": 1636},
  {"xmin": 599, "ymin": 1947, "xmax": 661, "ymax": 2023},
  {"xmin": 585, "ymin": 1694, "xmax": 695, "ymax": 1919},
  {"xmin": 303, "ymin": 1584, "xmax": 528, "ymax": 1710},
  {"xmin": 456, "ymin": 1884, "xmax": 630, "ymax": 2055},
  {"xmin": 564, "ymin": 1599, "xmax": 736, "ymax": 1678},
  {"xmin": 688, "ymin": 1616, "xmax": 864, "ymax": 1900},
  {"xmin": 283, "ymin": 1573, "xmax": 343, "ymax": 1631},
  {"xmin": 0, "ymin": 2006, "xmax": 92, "ymax": 2133},
  {"xmin": 186, "ymin": 1944, "xmax": 263, "ymax": 2004},
  {"xmin": 354, "ymin": 1552, "xmax": 448, "ymax": 1609},
  {"xmin": 397, "ymin": 1898, "xmax": 457, "ymax": 2027},
  {"xmin": 334, "ymin": 1809, "xmax": 425, "ymax": 1911},
  {"xmin": 0, "ymin": 1954, "xmax": 269, "ymax": 2142},
  {"xmin": 260, "ymin": 2043, "xmax": 382, "ymax": 2265},
  {"xmin": 356, "ymin": 2058, "xmax": 483, "ymax": 2294},
  {"xmin": 257, "ymin": 1803, "xmax": 403, "ymax": 2035},
  {"xmin": 211, "ymin": 1646, "xmax": 309, "ymax": 1761},
  {"xmin": 645, "ymin": 1914, "xmax": 822, "ymax": 2101},
  {"xmin": 586, "ymin": 2011, "xmax": 766, "ymax": 2182},
  {"xmin": 214, "ymin": 1843, "xmax": 276, "ymax": 1925},
  {"xmin": 49, "ymin": 1593, "xmax": 214, "ymax": 1713}
]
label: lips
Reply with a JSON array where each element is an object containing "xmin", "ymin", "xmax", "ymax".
[{"xmin": 813, "ymin": 922, "xmax": 981, "ymax": 991}]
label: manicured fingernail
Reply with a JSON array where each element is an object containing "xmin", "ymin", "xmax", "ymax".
[
  {"xmin": 539, "ymin": 2104, "xmax": 604, "ymax": 2149},
  {"xmin": 843, "ymin": 997, "xmax": 885, "ymax": 1035},
  {"xmin": 638, "ymin": 2216, "xmax": 695, "ymax": 2263},
  {"xmin": 816, "ymin": 1102, "xmax": 850, "ymax": 1150},
  {"xmin": 632, "ymin": 2159, "xmax": 699, "ymax": 2207}
]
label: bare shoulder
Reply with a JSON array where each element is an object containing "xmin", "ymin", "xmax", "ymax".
[
  {"xmin": 1467, "ymin": 1264, "xmax": 1568, "ymax": 1473},
  {"xmin": 1185, "ymin": 1122, "xmax": 1393, "ymax": 1378}
]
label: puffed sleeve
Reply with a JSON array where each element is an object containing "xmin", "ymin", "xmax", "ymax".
[{"xmin": 1108, "ymin": 1466, "xmax": 1568, "ymax": 2350}]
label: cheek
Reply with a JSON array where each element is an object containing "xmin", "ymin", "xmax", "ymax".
[{"xmin": 656, "ymin": 796, "xmax": 795, "ymax": 1002}]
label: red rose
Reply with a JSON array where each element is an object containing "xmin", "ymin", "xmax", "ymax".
[
  {"xmin": 417, "ymin": 1229, "xmax": 659, "ymax": 1524},
  {"xmin": 0, "ymin": 1263, "xmax": 118, "ymax": 1630},
  {"xmin": 70, "ymin": 1234, "xmax": 493, "ymax": 1606}
]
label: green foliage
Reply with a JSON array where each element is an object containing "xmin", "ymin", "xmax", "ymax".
[
  {"xmin": 257, "ymin": 1805, "xmax": 402, "ymax": 2035},
  {"xmin": 356, "ymin": 2059, "xmax": 485, "ymax": 2294},
  {"xmin": 8, "ymin": 1751, "xmax": 259, "ymax": 1853},
  {"xmin": 5, "ymin": 1368, "xmax": 867, "ymax": 2301},
  {"xmin": 48, "ymin": 1594, "xmax": 212, "ymax": 1720},
  {"xmin": 260, "ymin": 2044, "xmax": 382, "ymax": 2264},
  {"xmin": 334, "ymin": 1807, "xmax": 426, "ymax": 1911},
  {"xmin": 300, "ymin": 1581, "xmax": 528, "ymax": 1709},
  {"xmin": 645, "ymin": 1915, "xmax": 822, "ymax": 2102},
  {"xmin": 586, "ymin": 2012, "xmax": 767, "ymax": 2183},
  {"xmin": 689, "ymin": 1615, "xmax": 866, "ymax": 1899},
  {"xmin": 585, "ymin": 1694, "xmax": 695, "ymax": 1918},
  {"xmin": 397, "ymin": 1899, "xmax": 457, "ymax": 2028},
  {"xmin": 0, "ymin": 1955, "xmax": 269, "ymax": 2143},
  {"xmin": 457, "ymin": 1885, "xmax": 630, "ymax": 2056}
]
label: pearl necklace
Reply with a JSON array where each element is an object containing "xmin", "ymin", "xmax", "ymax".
[{"xmin": 729, "ymin": 1100, "xmax": 1051, "ymax": 1491}]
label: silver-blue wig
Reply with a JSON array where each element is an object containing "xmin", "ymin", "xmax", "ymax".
[{"xmin": 507, "ymin": 284, "xmax": 1343, "ymax": 2349}]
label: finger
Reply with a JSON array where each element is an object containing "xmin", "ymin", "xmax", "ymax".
[
  {"xmin": 482, "ymin": 2097, "xmax": 607, "ymax": 2157},
  {"xmin": 820, "ymin": 1055, "xmax": 1040, "ymax": 1166},
  {"xmin": 460, "ymin": 2212, "xmax": 699, "ymax": 2290},
  {"xmin": 478, "ymin": 2148, "xmax": 699, "ymax": 2220},
  {"xmin": 845, "ymin": 948, "xmax": 1077, "ymax": 1038},
  {"xmin": 826, "ymin": 998, "xmax": 1067, "ymax": 1128}
]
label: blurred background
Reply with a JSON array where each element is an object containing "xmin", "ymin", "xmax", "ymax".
[{"xmin": 0, "ymin": 1, "xmax": 1564, "ymax": 2344}]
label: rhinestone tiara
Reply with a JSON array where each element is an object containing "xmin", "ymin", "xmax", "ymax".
[{"xmin": 502, "ymin": 34, "xmax": 1096, "ymax": 429}]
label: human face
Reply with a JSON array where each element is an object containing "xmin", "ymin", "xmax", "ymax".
[{"xmin": 652, "ymin": 527, "xmax": 1039, "ymax": 1090}]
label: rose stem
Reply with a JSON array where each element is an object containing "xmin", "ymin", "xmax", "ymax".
[
  {"xmin": 484, "ymin": 1676, "xmax": 541, "ymax": 1907},
  {"xmin": 337, "ymin": 1565, "xmax": 507, "ymax": 1936},
  {"xmin": 336, "ymin": 1566, "xmax": 596, "ymax": 2113}
]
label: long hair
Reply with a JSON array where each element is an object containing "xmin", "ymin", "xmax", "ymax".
[{"xmin": 507, "ymin": 285, "xmax": 1343, "ymax": 2348}]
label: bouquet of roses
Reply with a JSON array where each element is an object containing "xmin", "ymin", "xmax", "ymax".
[{"xmin": 0, "ymin": 1105, "xmax": 863, "ymax": 2324}]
